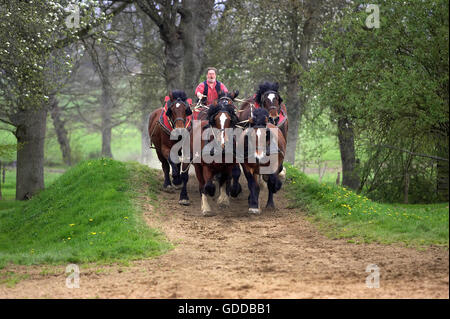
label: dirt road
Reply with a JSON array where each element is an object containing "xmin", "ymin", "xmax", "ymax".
[{"xmin": 0, "ymin": 174, "xmax": 448, "ymax": 298}]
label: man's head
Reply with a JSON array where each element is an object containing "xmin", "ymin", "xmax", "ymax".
[{"xmin": 206, "ymin": 67, "xmax": 217, "ymax": 84}]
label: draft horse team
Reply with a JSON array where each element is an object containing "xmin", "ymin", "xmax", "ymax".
[{"xmin": 148, "ymin": 82, "xmax": 288, "ymax": 216}]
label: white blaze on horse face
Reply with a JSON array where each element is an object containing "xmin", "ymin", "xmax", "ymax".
[
  {"xmin": 176, "ymin": 103, "xmax": 180, "ymax": 108},
  {"xmin": 255, "ymin": 128, "xmax": 264, "ymax": 160},
  {"xmin": 219, "ymin": 113, "xmax": 227, "ymax": 147},
  {"xmin": 219, "ymin": 113, "xmax": 227, "ymax": 130},
  {"xmin": 267, "ymin": 93, "xmax": 276, "ymax": 103}
]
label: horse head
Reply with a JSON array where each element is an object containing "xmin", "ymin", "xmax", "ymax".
[
  {"xmin": 256, "ymin": 82, "xmax": 283, "ymax": 125},
  {"xmin": 165, "ymin": 90, "xmax": 192, "ymax": 129},
  {"xmin": 207, "ymin": 94, "xmax": 239, "ymax": 149}
]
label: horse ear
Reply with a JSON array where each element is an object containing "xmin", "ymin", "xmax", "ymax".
[
  {"xmin": 169, "ymin": 91, "xmax": 174, "ymax": 102},
  {"xmin": 233, "ymin": 90, "xmax": 239, "ymax": 99}
]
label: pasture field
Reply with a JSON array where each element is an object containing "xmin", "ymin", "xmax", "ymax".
[
  {"xmin": 0, "ymin": 159, "xmax": 170, "ymax": 267},
  {"xmin": 285, "ymin": 164, "xmax": 449, "ymax": 247}
]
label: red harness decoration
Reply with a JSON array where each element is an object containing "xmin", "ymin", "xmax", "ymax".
[
  {"xmin": 277, "ymin": 107, "xmax": 287, "ymax": 128},
  {"xmin": 158, "ymin": 96, "xmax": 192, "ymax": 134}
]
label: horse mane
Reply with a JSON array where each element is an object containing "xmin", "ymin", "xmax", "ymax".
[
  {"xmin": 207, "ymin": 101, "xmax": 239, "ymax": 128},
  {"xmin": 250, "ymin": 108, "xmax": 269, "ymax": 127},
  {"xmin": 171, "ymin": 90, "xmax": 187, "ymax": 101},
  {"xmin": 255, "ymin": 82, "xmax": 280, "ymax": 105}
]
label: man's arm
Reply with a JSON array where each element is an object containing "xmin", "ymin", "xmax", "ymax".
[{"xmin": 195, "ymin": 82, "xmax": 205, "ymax": 99}]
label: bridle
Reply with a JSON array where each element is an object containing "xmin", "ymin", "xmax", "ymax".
[
  {"xmin": 261, "ymin": 90, "xmax": 281, "ymax": 114},
  {"xmin": 167, "ymin": 99, "xmax": 189, "ymax": 128}
]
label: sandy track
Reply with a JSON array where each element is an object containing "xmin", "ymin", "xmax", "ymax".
[{"xmin": 0, "ymin": 173, "xmax": 448, "ymax": 298}]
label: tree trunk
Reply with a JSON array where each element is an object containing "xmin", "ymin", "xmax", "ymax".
[
  {"xmin": 284, "ymin": 0, "xmax": 319, "ymax": 164},
  {"xmin": 180, "ymin": 0, "xmax": 214, "ymax": 94},
  {"xmin": 14, "ymin": 106, "xmax": 47, "ymax": 200},
  {"xmin": 164, "ymin": 36, "xmax": 184, "ymax": 90},
  {"xmin": 137, "ymin": 0, "xmax": 214, "ymax": 93},
  {"xmin": 337, "ymin": 116, "xmax": 360, "ymax": 190},
  {"xmin": 49, "ymin": 95, "xmax": 72, "ymax": 166},
  {"xmin": 404, "ymin": 171, "xmax": 410, "ymax": 204}
]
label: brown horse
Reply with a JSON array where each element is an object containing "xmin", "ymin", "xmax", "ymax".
[
  {"xmin": 232, "ymin": 82, "xmax": 289, "ymax": 196},
  {"xmin": 186, "ymin": 91, "xmax": 240, "ymax": 216},
  {"xmin": 238, "ymin": 108, "xmax": 286, "ymax": 214},
  {"xmin": 148, "ymin": 90, "xmax": 192, "ymax": 198},
  {"xmin": 238, "ymin": 81, "xmax": 288, "ymax": 140}
]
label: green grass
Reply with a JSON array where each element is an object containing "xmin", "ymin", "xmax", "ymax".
[
  {"xmin": 0, "ymin": 158, "xmax": 170, "ymax": 267},
  {"xmin": 44, "ymin": 123, "xmax": 142, "ymax": 165},
  {"xmin": 285, "ymin": 164, "xmax": 449, "ymax": 247},
  {"xmin": 0, "ymin": 271, "xmax": 30, "ymax": 288}
]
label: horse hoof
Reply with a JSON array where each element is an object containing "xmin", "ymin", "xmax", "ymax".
[
  {"xmin": 248, "ymin": 208, "xmax": 260, "ymax": 215},
  {"xmin": 163, "ymin": 185, "xmax": 174, "ymax": 193},
  {"xmin": 179, "ymin": 199, "xmax": 190, "ymax": 206},
  {"xmin": 202, "ymin": 210, "xmax": 217, "ymax": 217},
  {"xmin": 265, "ymin": 204, "xmax": 276, "ymax": 211}
]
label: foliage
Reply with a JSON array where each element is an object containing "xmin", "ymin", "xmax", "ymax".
[
  {"xmin": 306, "ymin": 0, "xmax": 449, "ymax": 203},
  {"xmin": 285, "ymin": 164, "xmax": 449, "ymax": 247},
  {"xmin": 0, "ymin": 0, "xmax": 105, "ymax": 113},
  {"xmin": 0, "ymin": 158, "xmax": 171, "ymax": 266}
]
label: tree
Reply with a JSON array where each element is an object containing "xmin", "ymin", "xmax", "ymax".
[
  {"xmin": 204, "ymin": 0, "xmax": 348, "ymax": 164},
  {"xmin": 135, "ymin": 0, "xmax": 215, "ymax": 93},
  {"xmin": 307, "ymin": 0, "xmax": 449, "ymax": 201},
  {"xmin": 0, "ymin": 0, "xmax": 128, "ymax": 199}
]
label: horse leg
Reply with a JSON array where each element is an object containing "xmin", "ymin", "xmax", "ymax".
[
  {"xmin": 217, "ymin": 169, "xmax": 230, "ymax": 208},
  {"xmin": 194, "ymin": 164, "xmax": 214, "ymax": 216},
  {"xmin": 202, "ymin": 166, "xmax": 216, "ymax": 216},
  {"xmin": 265, "ymin": 173, "xmax": 280, "ymax": 209},
  {"xmin": 168, "ymin": 155, "xmax": 182, "ymax": 188},
  {"xmin": 157, "ymin": 150, "xmax": 172, "ymax": 191},
  {"xmin": 178, "ymin": 165, "xmax": 190, "ymax": 206},
  {"xmin": 230, "ymin": 164, "xmax": 242, "ymax": 198},
  {"xmin": 243, "ymin": 166, "xmax": 260, "ymax": 214}
]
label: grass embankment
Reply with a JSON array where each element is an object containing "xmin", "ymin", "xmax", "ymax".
[
  {"xmin": 285, "ymin": 164, "xmax": 449, "ymax": 247},
  {"xmin": 0, "ymin": 158, "xmax": 170, "ymax": 267}
]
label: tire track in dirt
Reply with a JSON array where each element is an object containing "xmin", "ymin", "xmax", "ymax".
[{"xmin": 0, "ymin": 172, "xmax": 448, "ymax": 298}]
